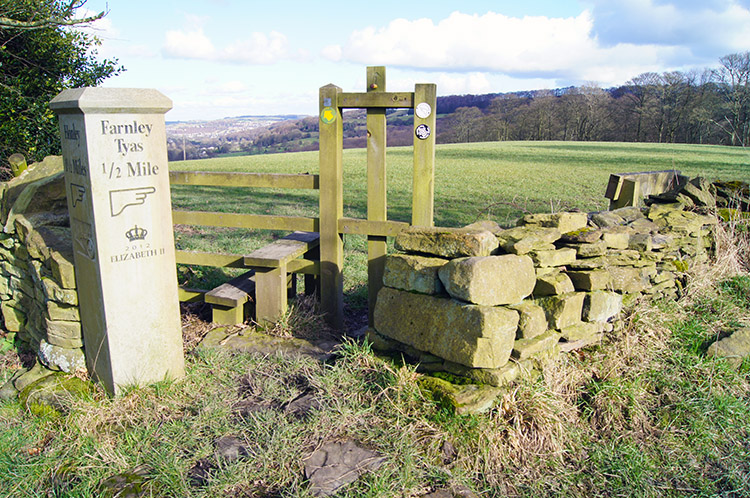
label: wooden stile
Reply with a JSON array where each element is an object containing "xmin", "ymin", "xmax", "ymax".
[
  {"xmin": 318, "ymin": 84, "xmax": 345, "ymax": 330},
  {"xmin": 412, "ymin": 83, "xmax": 437, "ymax": 227},
  {"xmin": 366, "ymin": 66, "xmax": 388, "ymax": 326}
]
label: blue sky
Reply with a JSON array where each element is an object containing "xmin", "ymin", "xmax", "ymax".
[{"xmin": 79, "ymin": 0, "xmax": 750, "ymax": 121}]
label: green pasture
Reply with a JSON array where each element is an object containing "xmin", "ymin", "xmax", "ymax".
[
  {"xmin": 171, "ymin": 141, "xmax": 750, "ymax": 227},
  {"xmin": 170, "ymin": 141, "xmax": 750, "ymax": 304}
]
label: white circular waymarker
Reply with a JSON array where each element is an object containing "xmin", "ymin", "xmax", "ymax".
[{"xmin": 415, "ymin": 102, "xmax": 432, "ymax": 119}]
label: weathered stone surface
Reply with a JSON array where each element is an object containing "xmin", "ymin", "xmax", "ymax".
[
  {"xmin": 45, "ymin": 319, "xmax": 83, "ymax": 348},
  {"xmin": 529, "ymin": 248, "xmax": 576, "ymax": 267},
  {"xmin": 382, "ymin": 254, "xmax": 447, "ymax": 295},
  {"xmin": 534, "ymin": 272, "xmax": 575, "ymax": 296},
  {"xmin": 583, "ymin": 291, "xmax": 623, "ymax": 322},
  {"xmin": 681, "ymin": 177, "xmax": 716, "ymax": 208},
  {"xmin": 559, "ymin": 322, "xmax": 602, "ymax": 341},
  {"xmin": 536, "ymin": 266, "xmax": 560, "ymax": 277},
  {"xmin": 628, "ymin": 233, "xmax": 653, "ymax": 252},
  {"xmin": 646, "ymin": 279, "xmax": 677, "ymax": 295},
  {"xmin": 611, "ymin": 206, "xmax": 645, "ymax": 223},
  {"xmin": 608, "ymin": 267, "xmax": 649, "ymax": 293},
  {"xmin": 536, "ymin": 292, "xmax": 585, "ymax": 330},
  {"xmin": 26, "ymin": 226, "xmax": 71, "ymax": 261},
  {"xmin": 443, "ymin": 359, "xmax": 526, "ymax": 387},
  {"xmin": 606, "ymin": 249, "xmax": 643, "ymax": 266},
  {"xmin": 0, "ymin": 367, "xmax": 25, "ymax": 400},
  {"xmin": 13, "ymin": 361, "xmax": 56, "ymax": 392},
  {"xmin": 602, "ymin": 230, "xmax": 631, "ymax": 249},
  {"xmin": 567, "ymin": 240, "xmax": 608, "ymax": 258},
  {"xmin": 395, "ymin": 227, "xmax": 498, "ymax": 258},
  {"xmin": 19, "ymin": 371, "xmax": 92, "ymax": 417},
  {"xmin": 559, "ymin": 334, "xmax": 604, "ymax": 352},
  {"xmin": 519, "ymin": 212, "xmax": 588, "ymax": 234},
  {"xmin": 303, "ymin": 440, "xmax": 386, "ymax": 497},
  {"xmin": 707, "ymin": 328, "xmax": 750, "ymax": 369},
  {"xmin": 646, "ymin": 201, "xmax": 683, "ymax": 219},
  {"xmin": 629, "ymin": 218, "xmax": 660, "ymax": 233},
  {"xmin": 1, "ymin": 156, "xmax": 64, "ymax": 229},
  {"xmin": 591, "ymin": 211, "xmax": 625, "ymax": 228},
  {"xmin": 509, "ymin": 301, "xmax": 548, "ymax": 339},
  {"xmin": 567, "ymin": 270, "xmax": 611, "ymax": 291},
  {"xmin": 38, "ymin": 339, "xmax": 86, "ymax": 373},
  {"xmin": 496, "ymin": 226, "xmax": 561, "ymax": 254},
  {"xmin": 374, "ymin": 287, "xmax": 518, "ymax": 368},
  {"xmin": 560, "ymin": 227, "xmax": 602, "ymax": 244},
  {"xmin": 1, "ymin": 261, "xmax": 24, "ymax": 279},
  {"xmin": 49, "ymin": 250, "xmax": 76, "ymax": 289},
  {"xmin": 199, "ymin": 327, "xmax": 331, "ymax": 361},
  {"xmin": 463, "ymin": 220, "xmax": 502, "ymax": 234},
  {"xmin": 1, "ymin": 301, "xmax": 25, "ymax": 331},
  {"xmin": 98, "ymin": 466, "xmax": 153, "ymax": 498},
  {"xmin": 513, "ymin": 330, "xmax": 560, "ymax": 360},
  {"xmin": 46, "ymin": 301, "xmax": 80, "ymax": 321},
  {"xmin": 655, "ymin": 210, "xmax": 715, "ymax": 234},
  {"xmin": 418, "ymin": 376, "xmax": 502, "ymax": 415},
  {"xmin": 438, "ymin": 255, "xmax": 535, "ymax": 306},
  {"xmin": 215, "ymin": 436, "xmax": 250, "ymax": 462},
  {"xmin": 41, "ymin": 277, "xmax": 78, "ymax": 305}
]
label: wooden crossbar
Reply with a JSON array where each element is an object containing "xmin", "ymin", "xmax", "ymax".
[
  {"xmin": 172, "ymin": 210, "xmax": 319, "ymax": 232},
  {"xmin": 337, "ymin": 92, "xmax": 414, "ymax": 108},
  {"xmin": 170, "ymin": 171, "xmax": 319, "ymax": 189}
]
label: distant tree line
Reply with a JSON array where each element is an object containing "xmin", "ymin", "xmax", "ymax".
[
  {"xmin": 437, "ymin": 52, "xmax": 750, "ymax": 147},
  {"xmin": 168, "ymin": 52, "xmax": 749, "ymax": 161}
]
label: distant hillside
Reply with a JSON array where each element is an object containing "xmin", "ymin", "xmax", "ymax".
[
  {"xmin": 165, "ymin": 55, "xmax": 749, "ymax": 160},
  {"xmin": 163, "ymin": 90, "xmax": 580, "ymax": 160}
]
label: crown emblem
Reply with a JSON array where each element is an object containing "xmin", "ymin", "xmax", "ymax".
[{"xmin": 125, "ymin": 225, "xmax": 148, "ymax": 242}]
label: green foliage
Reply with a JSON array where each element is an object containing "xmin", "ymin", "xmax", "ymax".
[{"xmin": 0, "ymin": 0, "xmax": 121, "ymax": 164}]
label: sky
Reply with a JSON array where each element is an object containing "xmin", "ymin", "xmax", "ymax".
[{"xmin": 78, "ymin": 0, "xmax": 750, "ymax": 122}]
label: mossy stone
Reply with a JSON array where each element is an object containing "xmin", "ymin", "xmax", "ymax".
[{"xmin": 19, "ymin": 372, "xmax": 93, "ymax": 417}]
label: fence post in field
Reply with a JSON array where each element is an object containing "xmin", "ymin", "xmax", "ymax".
[
  {"xmin": 367, "ymin": 66, "xmax": 387, "ymax": 326},
  {"xmin": 319, "ymin": 84, "xmax": 344, "ymax": 330},
  {"xmin": 50, "ymin": 88, "xmax": 185, "ymax": 396},
  {"xmin": 8, "ymin": 153, "xmax": 27, "ymax": 177},
  {"xmin": 412, "ymin": 83, "xmax": 437, "ymax": 227}
]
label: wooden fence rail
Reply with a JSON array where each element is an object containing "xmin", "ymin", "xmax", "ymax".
[{"xmin": 170, "ymin": 170, "xmax": 321, "ymax": 325}]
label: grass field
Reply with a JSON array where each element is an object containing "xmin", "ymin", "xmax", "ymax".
[
  {"xmin": 1, "ymin": 141, "xmax": 750, "ymax": 497},
  {"xmin": 171, "ymin": 141, "xmax": 750, "ymax": 228},
  {"xmin": 170, "ymin": 141, "xmax": 750, "ymax": 308}
]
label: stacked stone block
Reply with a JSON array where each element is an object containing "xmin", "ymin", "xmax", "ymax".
[
  {"xmin": 0, "ymin": 157, "xmax": 84, "ymax": 373},
  {"xmin": 371, "ymin": 178, "xmax": 718, "ymax": 387}
]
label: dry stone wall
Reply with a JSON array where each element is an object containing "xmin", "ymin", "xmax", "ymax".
[
  {"xmin": 0, "ymin": 157, "xmax": 84, "ymax": 373},
  {"xmin": 370, "ymin": 177, "xmax": 718, "ymax": 387}
]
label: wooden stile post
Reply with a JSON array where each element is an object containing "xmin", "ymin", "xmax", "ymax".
[
  {"xmin": 319, "ymin": 84, "xmax": 344, "ymax": 330},
  {"xmin": 366, "ymin": 66, "xmax": 388, "ymax": 326},
  {"xmin": 412, "ymin": 83, "xmax": 437, "ymax": 227}
]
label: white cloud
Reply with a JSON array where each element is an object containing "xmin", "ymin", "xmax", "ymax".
[
  {"xmin": 586, "ymin": 0, "xmax": 750, "ymax": 56},
  {"xmin": 323, "ymin": 6, "xmax": 749, "ymax": 89},
  {"xmin": 214, "ymin": 81, "xmax": 247, "ymax": 94},
  {"xmin": 323, "ymin": 11, "xmax": 601, "ymax": 74},
  {"xmin": 162, "ymin": 17, "xmax": 289, "ymax": 64},
  {"xmin": 163, "ymin": 27, "xmax": 215, "ymax": 59},
  {"xmin": 321, "ymin": 45, "xmax": 342, "ymax": 62},
  {"xmin": 222, "ymin": 31, "xmax": 288, "ymax": 64}
]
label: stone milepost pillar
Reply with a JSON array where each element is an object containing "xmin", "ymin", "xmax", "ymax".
[{"xmin": 50, "ymin": 88, "xmax": 184, "ymax": 395}]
